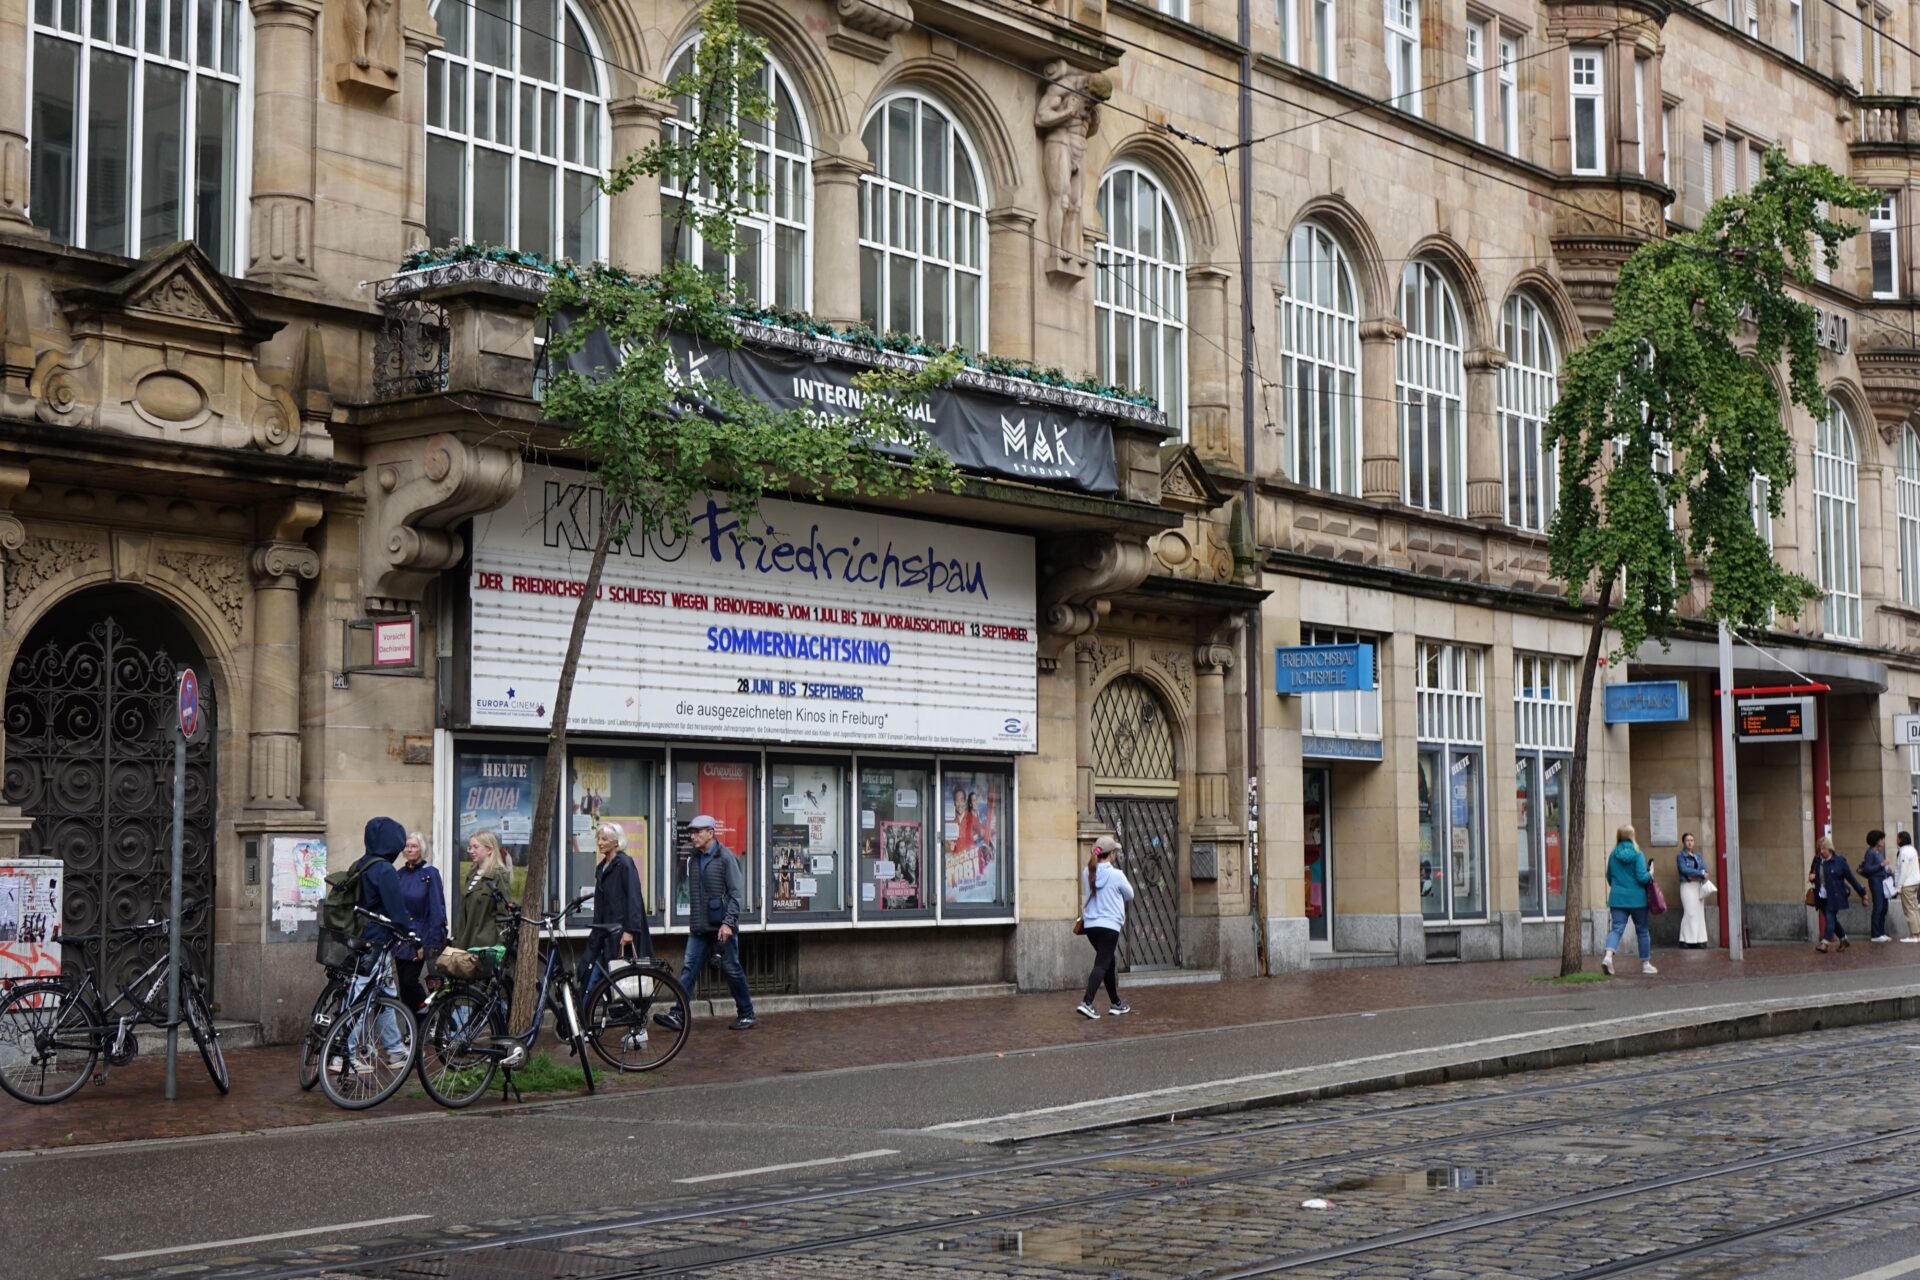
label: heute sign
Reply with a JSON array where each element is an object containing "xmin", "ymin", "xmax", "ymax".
[{"xmin": 469, "ymin": 465, "xmax": 1039, "ymax": 753}]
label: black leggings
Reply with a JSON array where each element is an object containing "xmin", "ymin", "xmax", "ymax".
[
  {"xmin": 396, "ymin": 957, "xmax": 427, "ymax": 1010},
  {"xmin": 1083, "ymin": 927, "xmax": 1120, "ymax": 1005}
]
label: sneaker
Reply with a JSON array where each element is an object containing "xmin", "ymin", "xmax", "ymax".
[
  {"xmin": 326, "ymin": 1056, "xmax": 344, "ymax": 1075},
  {"xmin": 1903, "ymin": 937, "xmax": 1920, "ymax": 944},
  {"xmin": 1076, "ymin": 1001, "xmax": 1100, "ymax": 1019},
  {"xmin": 1641, "ymin": 962, "xmax": 1658, "ymax": 975},
  {"xmin": 653, "ymin": 1010, "xmax": 684, "ymax": 1032},
  {"xmin": 1601, "ymin": 951, "xmax": 1614, "ymax": 975},
  {"xmin": 1874, "ymin": 935, "xmax": 1894, "ymax": 943},
  {"xmin": 383, "ymin": 1051, "xmax": 411, "ymax": 1070},
  {"xmin": 622, "ymin": 1028, "xmax": 650, "ymax": 1051},
  {"xmin": 1108, "ymin": 1002, "xmax": 1133, "ymax": 1016},
  {"xmin": 728, "ymin": 1016, "xmax": 756, "ymax": 1031}
]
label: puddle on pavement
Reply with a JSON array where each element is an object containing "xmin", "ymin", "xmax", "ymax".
[{"xmin": 1315, "ymin": 1166, "xmax": 1497, "ymax": 1196}]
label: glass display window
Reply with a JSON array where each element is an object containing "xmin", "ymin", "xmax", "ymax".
[
  {"xmin": 767, "ymin": 757, "xmax": 850, "ymax": 920},
  {"xmin": 568, "ymin": 752, "xmax": 658, "ymax": 929},
  {"xmin": 452, "ymin": 745, "xmax": 540, "ymax": 930},
  {"xmin": 940, "ymin": 762, "xmax": 1015, "ymax": 917},
  {"xmin": 857, "ymin": 760, "xmax": 933, "ymax": 919},
  {"xmin": 671, "ymin": 754, "xmax": 758, "ymax": 926}
]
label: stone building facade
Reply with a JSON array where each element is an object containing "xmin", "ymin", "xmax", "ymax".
[{"xmin": 0, "ymin": 0, "xmax": 1917, "ymax": 1039}]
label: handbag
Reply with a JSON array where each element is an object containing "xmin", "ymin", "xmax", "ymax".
[
  {"xmin": 1805, "ymin": 887, "xmax": 1818, "ymax": 907},
  {"xmin": 611, "ymin": 942, "xmax": 655, "ymax": 1000},
  {"xmin": 1648, "ymin": 881, "xmax": 1668, "ymax": 915},
  {"xmin": 435, "ymin": 945, "xmax": 478, "ymax": 979},
  {"xmin": 1702, "ymin": 879, "xmax": 1718, "ymax": 899}
]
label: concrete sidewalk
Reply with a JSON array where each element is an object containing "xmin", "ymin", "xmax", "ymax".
[{"xmin": 5, "ymin": 939, "xmax": 1918, "ymax": 1154}]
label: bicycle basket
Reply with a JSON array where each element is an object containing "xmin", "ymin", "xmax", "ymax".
[
  {"xmin": 435, "ymin": 946, "xmax": 479, "ymax": 979},
  {"xmin": 314, "ymin": 929, "xmax": 356, "ymax": 971}
]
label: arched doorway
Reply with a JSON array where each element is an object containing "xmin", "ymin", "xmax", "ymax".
[
  {"xmin": 1091, "ymin": 675, "xmax": 1181, "ymax": 970},
  {"xmin": 2, "ymin": 589, "xmax": 217, "ymax": 996}
]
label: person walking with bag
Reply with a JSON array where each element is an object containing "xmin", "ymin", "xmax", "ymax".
[
  {"xmin": 1601, "ymin": 825, "xmax": 1658, "ymax": 976},
  {"xmin": 1896, "ymin": 832, "xmax": 1920, "ymax": 943},
  {"xmin": 1675, "ymin": 832, "xmax": 1710, "ymax": 949},
  {"xmin": 1815, "ymin": 836, "xmax": 1869, "ymax": 953},
  {"xmin": 1075, "ymin": 835, "xmax": 1135, "ymax": 1020},
  {"xmin": 1863, "ymin": 829, "xmax": 1895, "ymax": 942},
  {"xmin": 656, "ymin": 816, "xmax": 755, "ymax": 1032},
  {"xmin": 588, "ymin": 822, "xmax": 653, "ymax": 988}
]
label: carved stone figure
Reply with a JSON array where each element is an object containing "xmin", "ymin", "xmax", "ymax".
[
  {"xmin": 1035, "ymin": 61, "xmax": 1110, "ymax": 266},
  {"xmin": 341, "ymin": 0, "xmax": 399, "ymax": 76}
]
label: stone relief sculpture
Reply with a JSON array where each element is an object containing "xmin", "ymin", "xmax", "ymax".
[
  {"xmin": 334, "ymin": 0, "xmax": 400, "ymax": 92},
  {"xmin": 1035, "ymin": 61, "xmax": 1111, "ymax": 274}
]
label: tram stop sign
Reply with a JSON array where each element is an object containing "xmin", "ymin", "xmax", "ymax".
[{"xmin": 177, "ymin": 669, "xmax": 199, "ymax": 740}]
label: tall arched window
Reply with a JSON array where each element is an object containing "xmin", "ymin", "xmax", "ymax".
[
  {"xmin": 1281, "ymin": 222, "xmax": 1360, "ymax": 495},
  {"xmin": 1398, "ymin": 260, "xmax": 1466, "ymax": 515},
  {"xmin": 1814, "ymin": 398, "xmax": 1861, "ymax": 641},
  {"xmin": 1899, "ymin": 425, "xmax": 1920, "ymax": 607},
  {"xmin": 1500, "ymin": 294, "xmax": 1559, "ymax": 531},
  {"xmin": 859, "ymin": 93, "xmax": 986, "ymax": 349},
  {"xmin": 29, "ymin": 0, "xmax": 247, "ymax": 271},
  {"xmin": 425, "ymin": 0, "xmax": 607, "ymax": 262},
  {"xmin": 1096, "ymin": 165, "xmax": 1186, "ymax": 437},
  {"xmin": 660, "ymin": 38, "xmax": 811, "ymax": 309}
]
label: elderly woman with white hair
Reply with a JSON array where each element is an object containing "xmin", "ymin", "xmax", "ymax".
[
  {"xmin": 589, "ymin": 822, "xmax": 653, "ymax": 983},
  {"xmin": 395, "ymin": 829, "xmax": 448, "ymax": 1009}
]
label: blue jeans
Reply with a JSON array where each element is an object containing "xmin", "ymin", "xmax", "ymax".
[
  {"xmin": 1825, "ymin": 903, "xmax": 1848, "ymax": 942},
  {"xmin": 1872, "ymin": 883, "xmax": 1892, "ymax": 938},
  {"xmin": 1605, "ymin": 906, "xmax": 1652, "ymax": 961},
  {"xmin": 346, "ymin": 969, "xmax": 404, "ymax": 1059},
  {"xmin": 680, "ymin": 930, "xmax": 754, "ymax": 1018}
]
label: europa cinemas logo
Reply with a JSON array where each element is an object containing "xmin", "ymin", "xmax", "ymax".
[{"xmin": 475, "ymin": 685, "xmax": 546, "ymax": 719}]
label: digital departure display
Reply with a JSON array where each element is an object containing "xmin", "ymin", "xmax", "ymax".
[{"xmin": 1736, "ymin": 695, "xmax": 1816, "ymax": 742}]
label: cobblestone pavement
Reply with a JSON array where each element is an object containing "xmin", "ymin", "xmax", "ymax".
[{"xmin": 120, "ymin": 1019, "xmax": 1920, "ymax": 1279}]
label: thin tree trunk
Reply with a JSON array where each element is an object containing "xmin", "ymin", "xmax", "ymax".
[
  {"xmin": 510, "ymin": 516, "xmax": 616, "ymax": 1031},
  {"xmin": 1559, "ymin": 565, "xmax": 1619, "ymax": 977}
]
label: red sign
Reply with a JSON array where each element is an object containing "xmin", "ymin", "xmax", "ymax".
[{"xmin": 177, "ymin": 669, "xmax": 200, "ymax": 739}]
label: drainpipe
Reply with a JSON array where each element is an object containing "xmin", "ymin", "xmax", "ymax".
[{"xmin": 1238, "ymin": 0, "xmax": 1268, "ymax": 975}]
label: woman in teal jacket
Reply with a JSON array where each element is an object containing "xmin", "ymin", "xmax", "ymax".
[{"xmin": 1601, "ymin": 824, "xmax": 1658, "ymax": 977}]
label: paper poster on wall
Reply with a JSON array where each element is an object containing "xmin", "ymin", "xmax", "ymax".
[
  {"xmin": 0, "ymin": 859, "xmax": 63, "ymax": 983},
  {"xmin": 269, "ymin": 837, "xmax": 328, "ymax": 939},
  {"xmin": 770, "ymin": 822, "xmax": 810, "ymax": 912},
  {"xmin": 457, "ymin": 751, "xmax": 539, "ymax": 868},
  {"xmin": 880, "ymin": 823, "xmax": 921, "ymax": 910},
  {"xmin": 942, "ymin": 773, "xmax": 1003, "ymax": 905}
]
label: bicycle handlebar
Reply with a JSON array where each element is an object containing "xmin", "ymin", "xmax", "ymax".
[{"xmin": 351, "ymin": 904, "xmax": 423, "ymax": 946}]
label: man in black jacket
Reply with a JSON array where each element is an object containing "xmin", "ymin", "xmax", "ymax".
[
  {"xmin": 658, "ymin": 815, "xmax": 756, "ymax": 1031},
  {"xmin": 589, "ymin": 821, "xmax": 652, "ymax": 982}
]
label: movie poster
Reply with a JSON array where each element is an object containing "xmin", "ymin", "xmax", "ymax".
[{"xmin": 943, "ymin": 770, "xmax": 1007, "ymax": 906}]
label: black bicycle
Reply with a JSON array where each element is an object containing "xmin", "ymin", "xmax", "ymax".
[
  {"xmin": 314, "ymin": 907, "xmax": 422, "ymax": 1111},
  {"xmin": 296, "ymin": 961, "xmax": 353, "ymax": 1092},
  {"xmin": 0, "ymin": 914, "xmax": 227, "ymax": 1104}
]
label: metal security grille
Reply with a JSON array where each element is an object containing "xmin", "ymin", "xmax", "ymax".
[
  {"xmin": 1096, "ymin": 795, "xmax": 1181, "ymax": 970},
  {"xmin": 693, "ymin": 930, "xmax": 795, "ymax": 1000},
  {"xmin": 3, "ymin": 615, "xmax": 216, "ymax": 997},
  {"xmin": 1092, "ymin": 676, "xmax": 1177, "ymax": 794}
]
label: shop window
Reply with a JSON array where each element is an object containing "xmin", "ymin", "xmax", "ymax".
[
  {"xmin": 1299, "ymin": 624, "xmax": 1382, "ymax": 751},
  {"xmin": 858, "ymin": 761, "xmax": 934, "ymax": 919},
  {"xmin": 567, "ymin": 751, "xmax": 657, "ymax": 929},
  {"xmin": 941, "ymin": 762, "xmax": 1015, "ymax": 917},
  {"xmin": 452, "ymin": 746, "xmax": 541, "ymax": 929},
  {"xmin": 1416, "ymin": 641, "xmax": 1485, "ymax": 922},
  {"xmin": 767, "ymin": 757, "xmax": 850, "ymax": 921},
  {"xmin": 671, "ymin": 754, "xmax": 759, "ymax": 926},
  {"xmin": 1514, "ymin": 654, "xmax": 1574, "ymax": 920}
]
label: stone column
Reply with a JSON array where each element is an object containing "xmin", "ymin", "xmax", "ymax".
[
  {"xmin": 1075, "ymin": 641, "xmax": 1100, "ymax": 820},
  {"xmin": 248, "ymin": 0, "xmax": 321, "ymax": 284},
  {"xmin": 812, "ymin": 154, "xmax": 872, "ymax": 329},
  {"xmin": 1187, "ymin": 265, "xmax": 1232, "ymax": 462},
  {"xmin": 988, "ymin": 207, "xmax": 1038, "ymax": 361},
  {"xmin": 1465, "ymin": 345, "xmax": 1507, "ymax": 522},
  {"xmin": 248, "ymin": 539, "xmax": 319, "ymax": 807},
  {"xmin": 607, "ymin": 96, "xmax": 675, "ymax": 275},
  {"xmin": 1192, "ymin": 638, "xmax": 1234, "ymax": 827},
  {"xmin": 1360, "ymin": 317, "xmax": 1407, "ymax": 502},
  {"xmin": 0, "ymin": 0, "xmax": 38, "ymax": 230},
  {"xmin": 399, "ymin": 21, "xmax": 437, "ymax": 255}
]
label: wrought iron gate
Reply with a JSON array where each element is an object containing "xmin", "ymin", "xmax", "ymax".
[
  {"xmin": 1096, "ymin": 796, "xmax": 1181, "ymax": 969},
  {"xmin": 2, "ymin": 616, "xmax": 217, "ymax": 997}
]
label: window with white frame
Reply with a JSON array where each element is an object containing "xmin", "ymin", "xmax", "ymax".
[
  {"xmin": 1158, "ymin": 0, "xmax": 1189, "ymax": 15},
  {"xmin": 1399, "ymin": 260, "xmax": 1466, "ymax": 515},
  {"xmin": 1633, "ymin": 59, "xmax": 1646, "ymax": 176},
  {"xmin": 1497, "ymin": 36, "xmax": 1519, "ymax": 156},
  {"xmin": 1703, "ymin": 133, "xmax": 1719, "ymax": 205},
  {"xmin": 1300, "ymin": 625, "xmax": 1382, "ymax": 745},
  {"xmin": 1899, "ymin": 426, "xmax": 1920, "ymax": 607},
  {"xmin": 29, "ymin": 0, "xmax": 246, "ymax": 270},
  {"xmin": 1751, "ymin": 473, "xmax": 1775, "ymax": 554},
  {"xmin": 657, "ymin": 38, "xmax": 810, "ymax": 308},
  {"xmin": 1745, "ymin": 141, "xmax": 1765, "ymax": 191},
  {"xmin": 859, "ymin": 94, "xmax": 987, "ymax": 350},
  {"xmin": 1571, "ymin": 48, "xmax": 1604, "ymax": 175},
  {"xmin": 1466, "ymin": 20, "xmax": 1487, "ymax": 144},
  {"xmin": 1815, "ymin": 398, "xmax": 1862, "ymax": 641},
  {"xmin": 1416, "ymin": 641, "xmax": 1486, "ymax": 923},
  {"xmin": 1721, "ymin": 130, "xmax": 1739, "ymax": 194},
  {"xmin": 1278, "ymin": 0, "xmax": 1296, "ymax": 64},
  {"xmin": 1096, "ymin": 166, "xmax": 1187, "ymax": 438},
  {"xmin": 1514, "ymin": 653, "xmax": 1574, "ymax": 920},
  {"xmin": 1386, "ymin": 0, "xmax": 1421, "ymax": 114},
  {"xmin": 1501, "ymin": 294, "xmax": 1559, "ymax": 531},
  {"xmin": 1282, "ymin": 222, "xmax": 1361, "ymax": 495},
  {"xmin": 1872, "ymin": 192, "xmax": 1899, "ymax": 299},
  {"xmin": 425, "ymin": 0, "xmax": 607, "ymax": 263},
  {"xmin": 1661, "ymin": 105, "xmax": 1674, "ymax": 220},
  {"xmin": 1790, "ymin": 0, "xmax": 1805, "ymax": 57},
  {"xmin": 1312, "ymin": 0, "xmax": 1336, "ymax": 78},
  {"xmin": 1744, "ymin": 0, "xmax": 1759, "ymax": 36},
  {"xmin": 1815, "ymin": 199, "xmax": 1832, "ymax": 282}
]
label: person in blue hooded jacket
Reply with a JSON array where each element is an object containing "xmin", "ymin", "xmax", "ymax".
[
  {"xmin": 1601, "ymin": 825, "xmax": 1657, "ymax": 977},
  {"xmin": 345, "ymin": 816, "xmax": 422, "ymax": 1069}
]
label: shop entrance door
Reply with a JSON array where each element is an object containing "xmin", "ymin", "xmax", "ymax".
[
  {"xmin": 1305, "ymin": 768, "xmax": 1332, "ymax": 948},
  {"xmin": 1095, "ymin": 795, "xmax": 1182, "ymax": 970}
]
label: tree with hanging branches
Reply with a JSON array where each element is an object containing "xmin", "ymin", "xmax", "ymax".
[{"xmin": 1545, "ymin": 153, "xmax": 1875, "ymax": 977}]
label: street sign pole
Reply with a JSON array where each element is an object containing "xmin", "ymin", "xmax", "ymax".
[
  {"xmin": 1717, "ymin": 622, "xmax": 1745, "ymax": 962},
  {"xmin": 165, "ymin": 669, "xmax": 198, "ymax": 1101}
]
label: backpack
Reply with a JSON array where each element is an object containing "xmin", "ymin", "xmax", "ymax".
[{"xmin": 319, "ymin": 858, "xmax": 370, "ymax": 940}]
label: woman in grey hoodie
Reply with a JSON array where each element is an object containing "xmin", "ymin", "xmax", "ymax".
[{"xmin": 1076, "ymin": 834, "xmax": 1136, "ymax": 1020}]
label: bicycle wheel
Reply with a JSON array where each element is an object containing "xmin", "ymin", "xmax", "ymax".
[
  {"xmin": 317, "ymin": 995, "xmax": 418, "ymax": 1111},
  {"xmin": 586, "ymin": 965, "xmax": 690, "ymax": 1072},
  {"xmin": 298, "ymin": 980, "xmax": 346, "ymax": 1092},
  {"xmin": 182, "ymin": 974, "xmax": 229, "ymax": 1094},
  {"xmin": 554, "ymin": 981, "xmax": 594, "ymax": 1094},
  {"xmin": 417, "ymin": 985, "xmax": 501, "ymax": 1109},
  {"xmin": 0, "ymin": 981, "xmax": 101, "ymax": 1104}
]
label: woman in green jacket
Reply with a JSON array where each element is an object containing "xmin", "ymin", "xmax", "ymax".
[
  {"xmin": 1601, "ymin": 824, "xmax": 1658, "ymax": 977},
  {"xmin": 452, "ymin": 830, "xmax": 513, "ymax": 952}
]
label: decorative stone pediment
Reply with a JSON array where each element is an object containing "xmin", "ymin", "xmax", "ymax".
[
  {"xmin": 59, "ymin": 242, "xmax": 281, "ymax": 344},
  {"xmin": 1157, "ymin": 442, "xmax": 1226, "ymax": 514}
]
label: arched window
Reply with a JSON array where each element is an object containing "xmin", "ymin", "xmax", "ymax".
[
  {"xmin": 29, "ymin": 0, "xmax": 247, "ymax": 271},
  {"xmin": 1500, "ymin": 294, "xmax": 1559, "ymax": 531},
  {"xmin": 425, "ymin": 0, "xmax": 607, "ymax": 262},
  {"xmin": 1096, "ymin": 165, "xmax": 1186, "ymax": 437},
  {"xmin": 1281, "ymin": 222, "xmax": 1360, "ymax": 495},
  {"xmin": 1398, "ymin": 261, "xmax": 1466, "ymax": 515},
  {"xmin": 859, "ymin": 93, "xmax": 986, "ymax": 349},
  {"xmin": 1814, "ymin": 398, "xmax": 1861, "ymax": 640},
  {"xmin": 1899, "ymin": 425, "xmax": 1920, "ymax": 607},
  {"xmin": 660, "ymin": 38, "xmax": 811, "ymax": 309}
]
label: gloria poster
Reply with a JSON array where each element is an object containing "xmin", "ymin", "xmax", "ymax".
[{"xmin": 468, "ymin": 465, "xmax": 1038, "ymax": 754}]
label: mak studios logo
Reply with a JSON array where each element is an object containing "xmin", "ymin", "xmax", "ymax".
[
  {"xmin": 475, "ymin": 685, "xmax": 546, "ymax": 719},
  {"xmin": 999, "ymin": 416, "xmax": 1078, "ymax": 471}
]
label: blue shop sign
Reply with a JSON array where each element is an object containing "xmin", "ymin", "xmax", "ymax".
[
  {"xmin": 1603, "ymin": 680, "xmax": 1691, "ymax": 724},
  {"xmin": 1275, "ymin": 643, "xmax": 1376, "ymax": 695}
]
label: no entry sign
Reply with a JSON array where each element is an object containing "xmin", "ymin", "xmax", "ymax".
[{"xmin": 177, "ymin": 669, "xmax": 200, "ymax": 740}]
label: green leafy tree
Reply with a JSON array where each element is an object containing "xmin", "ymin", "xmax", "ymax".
[
  {"xmin": 1545, "ymin": 154, "xmax": 1873, "ymax": 977},
  {"xmin": 509, "ymin": 0, "xmax": 962, "ymax": 1026}
]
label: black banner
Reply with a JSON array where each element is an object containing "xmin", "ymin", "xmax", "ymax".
[{"xmin": 554, "ymin": 320, "xmax": 1124, "ymax": 495}]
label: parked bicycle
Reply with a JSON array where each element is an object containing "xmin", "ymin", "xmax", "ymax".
[
  {"xmin": 0, "ymin": 913, "xmax": 228, "ymax": 1104},
  {"xmin": 313, "ymin": 906, "xmax": 421, "ymax": 1111},
  {"xmin": 296, "ymin": 952, "xmax": 354, "ymax": 1093}
]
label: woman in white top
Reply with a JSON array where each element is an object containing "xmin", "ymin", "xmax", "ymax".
[
  {"xmin": 1896, "ymin": 832, "xmax": 1920, "ymax": 943},
  {"xmin": 1077, "ymin": 834, "xmax": 1136, "ymax": 1020}
]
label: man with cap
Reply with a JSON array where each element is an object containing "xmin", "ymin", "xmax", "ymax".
[{"xmin": 658, "ymin": 815, "xmax": 756, "ymax": 1031}]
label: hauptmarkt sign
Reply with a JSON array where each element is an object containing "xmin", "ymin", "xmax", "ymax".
[{"xmin": 468, "ymin": 465, "xmax": 1039, "ymax": 753}]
